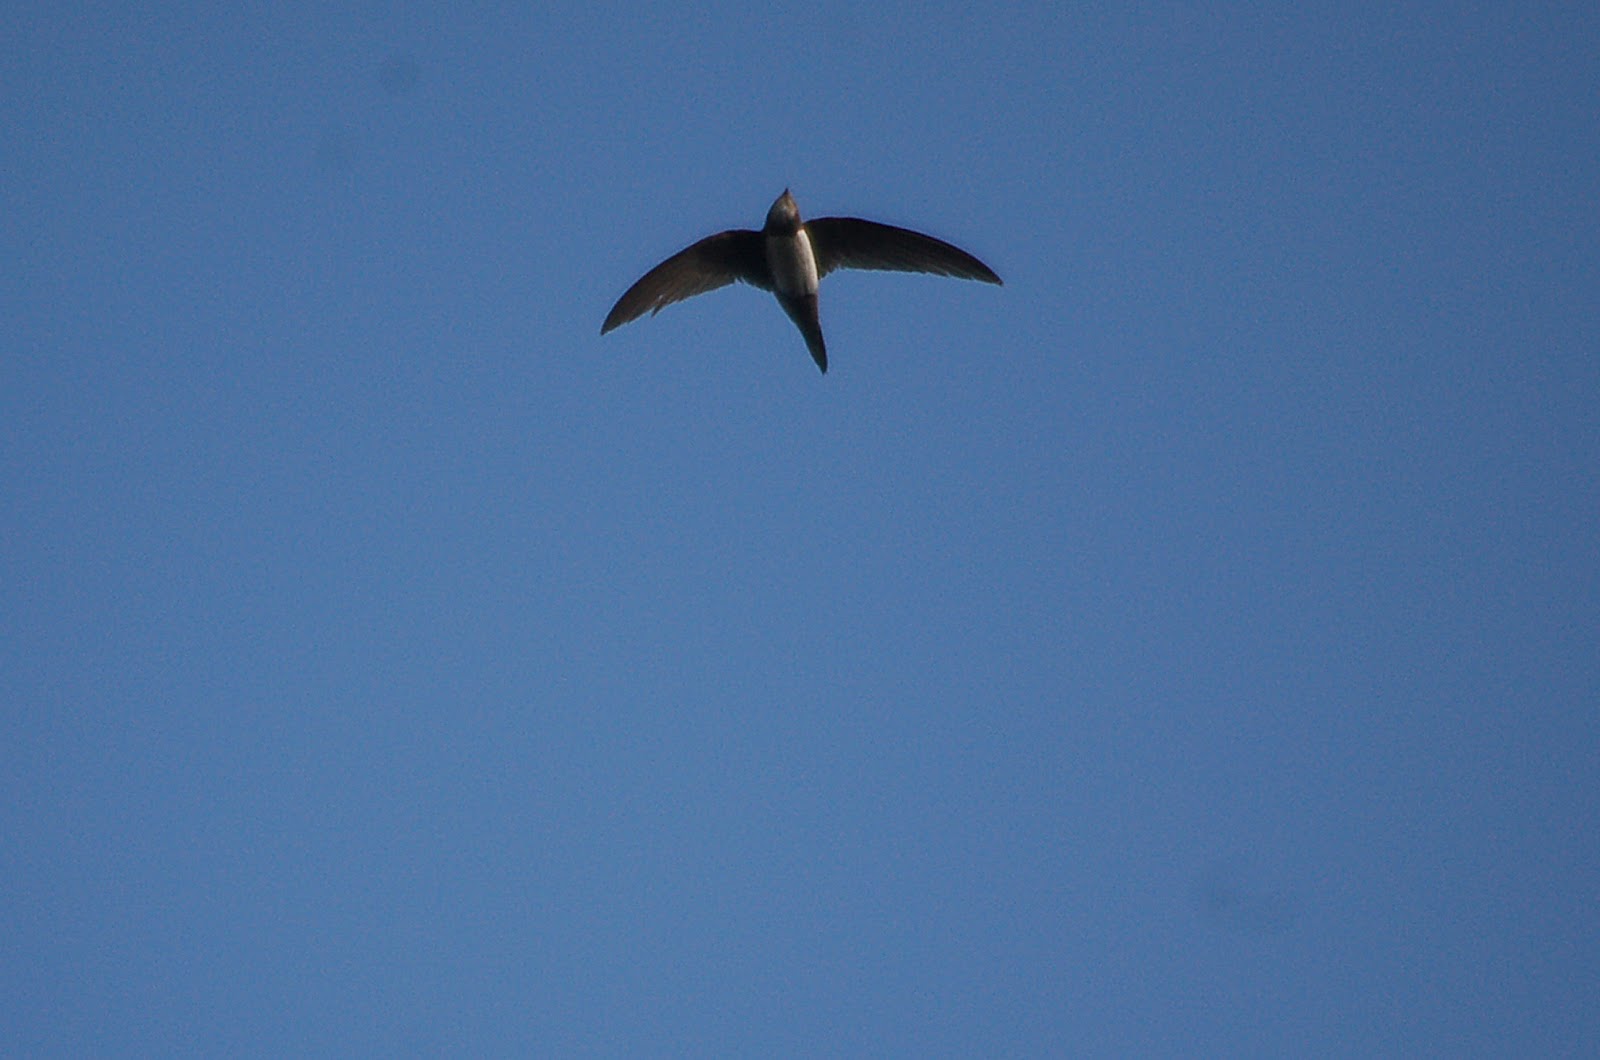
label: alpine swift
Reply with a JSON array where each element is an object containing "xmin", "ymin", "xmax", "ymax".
[{"xmin": 601, "ymin": 189, "xmax": 1001, "ymax": 373}]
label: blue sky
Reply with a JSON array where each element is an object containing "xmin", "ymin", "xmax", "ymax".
[{"xmin": 4, "ymin": 3, "xmax": 1597, "ymax": 1054}]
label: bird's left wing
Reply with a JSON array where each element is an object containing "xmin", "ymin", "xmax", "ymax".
[
  {"xmin": 806, "ymin": 218, "xmax": 1002, "ymax": 284},
  {"xmin": 602, "ymin": 230, "xmax": 770, "ymax": 333}
]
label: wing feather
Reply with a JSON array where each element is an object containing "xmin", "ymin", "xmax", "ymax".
[
  {"xmin": 601, "ymin": 230, "xmax": 769, "ymax": 333},
  {"xmin": 805, "ymin": 218, "xmax": 1001, "ymax": 284}
]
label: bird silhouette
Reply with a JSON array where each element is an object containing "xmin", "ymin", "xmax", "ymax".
[{"xmin": 602, "ymin": 189, "xmax": 1001, "ymax": 373}]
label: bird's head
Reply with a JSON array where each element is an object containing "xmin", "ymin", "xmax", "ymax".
[{"xmin": 765, "ymin": 189, "xmax": 801, "ymax": 232}]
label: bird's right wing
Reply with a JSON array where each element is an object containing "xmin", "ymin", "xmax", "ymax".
[
  {"xmin": 602, "ymin": 230, "xmax": 770, "ymax": 333},
  {"xmin": 806, "ymin": 218, "xmax": 1001, "ymax": 284}
]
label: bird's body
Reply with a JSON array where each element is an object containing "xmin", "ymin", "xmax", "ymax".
[{"xmin": 602, "ymin": 190, "xmax": 1000, "ymax": 373}]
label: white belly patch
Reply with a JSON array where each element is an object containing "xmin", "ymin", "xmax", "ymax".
[{"xmin": 767, "ymin": 228, "xmax": 819, "ymax": 296}]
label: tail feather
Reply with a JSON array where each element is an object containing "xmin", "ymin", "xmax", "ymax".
[{"xmin": 778, "ymin": 292, "xmax": 827, "ymax": 374}]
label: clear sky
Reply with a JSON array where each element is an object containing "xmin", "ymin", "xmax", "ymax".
[{"xmin": 4, "ymin": 3, "xmax": 1597, "ymax": 1055}]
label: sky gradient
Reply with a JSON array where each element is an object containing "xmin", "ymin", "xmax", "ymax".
[{"xmin": 4, "ymin": 3, "xmax": 1598, "ymax": 1055}]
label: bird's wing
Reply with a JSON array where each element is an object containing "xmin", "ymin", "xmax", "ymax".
[
  {"xmin": 806, "ymin": 218, "xmax": 1002, "ymax": 284},
  {"xmin": 602, "ymin": 230, "xmax": 770, "ymax": 333}
]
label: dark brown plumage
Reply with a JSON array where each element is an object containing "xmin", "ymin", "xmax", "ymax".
[{"xmin": 602, "ymin": 190, "xmax": 1000, "ymax": 373}]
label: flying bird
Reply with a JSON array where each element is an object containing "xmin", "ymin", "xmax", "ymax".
[{"xmin": 602, "ymin": 189, "xmax": 1001, "ymax": 373}]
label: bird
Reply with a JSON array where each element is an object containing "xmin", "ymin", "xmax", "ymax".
[{"xmin": 601, "ymin": 189, "xmax": 1001, "ymax": 373}]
